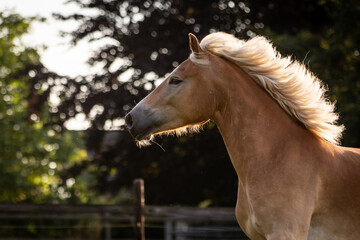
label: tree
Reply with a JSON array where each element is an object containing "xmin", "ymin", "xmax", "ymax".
[
  {"xmin": 0, "ymin": 12, "xmax": 87, "ymax": 203},
  {"xmin": 26, "ymin": 0, "xmax": 360, "ymax": 206}
]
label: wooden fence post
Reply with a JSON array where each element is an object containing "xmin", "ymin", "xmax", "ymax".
[
  {"xmin": 165, "ymin": 220, "xmax": 173, "ymax": 240},
  {"xmin": 104, "ymin": 211, "xmax": 111, "ymax": 240},
  {"xmin": 133, "ymin": 178, "xmax": 145, "ymax": 240}
]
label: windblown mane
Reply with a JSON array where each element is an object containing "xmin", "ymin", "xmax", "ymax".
[{"xmin": 198, "ymin": 32, "xmax": 344, "ymax": 145}]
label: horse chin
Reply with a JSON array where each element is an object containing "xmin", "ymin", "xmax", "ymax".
[
  {"xmin": 134, "ymin": 127, "xmax": 158, "ymax": 147},
  {"xmin": 136, "ymin": 135, "xmax": 154, "ymax": 147}
]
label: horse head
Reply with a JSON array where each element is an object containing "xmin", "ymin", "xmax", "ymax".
[{"xmin": 125, "ymin": 34, "xmax": 222, "ymax": 145}]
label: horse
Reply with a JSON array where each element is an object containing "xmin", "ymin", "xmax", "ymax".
[{"xmin": 125, "ymin": 32, "xmax": 360, "ymax": 240}]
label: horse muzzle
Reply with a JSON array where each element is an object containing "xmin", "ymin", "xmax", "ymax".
[{"xmin": 125, "ymin": 105, "xmax": 161, "ymax": 141}]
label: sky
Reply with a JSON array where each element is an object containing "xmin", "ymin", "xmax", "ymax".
[
  {"xmin": 1, "ymin": 0, "xmax": 107, "ymax": 129},
  {"xmin": 0, "ymin": 0, "xmax": 100, "ymax": 77}
]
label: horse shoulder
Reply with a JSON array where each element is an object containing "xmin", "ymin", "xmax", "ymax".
[{"xmin": 236, "ymin": 141, "xmax": 322, "ymax": 239}]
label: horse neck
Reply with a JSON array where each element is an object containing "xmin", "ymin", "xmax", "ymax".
[{"xmin": 212, "ymin": 61, "xmax": 311, "ymax": 180}]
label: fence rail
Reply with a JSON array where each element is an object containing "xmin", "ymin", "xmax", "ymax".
[
  {"xmin": 0, "ymin": 180, "xmax": 248, "ymax": 240},
  {"xmin": 0, "ymin": 205, "xmax": 239, "ymax": 221},
  {"xmin": 0, "ymin": 205, "xmax": 248, "ymax": 239}
]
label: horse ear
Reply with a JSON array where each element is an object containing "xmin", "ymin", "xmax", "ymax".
[{"xmin": 189, "ymin": 33, "xmax": 202, "ymax": 53}]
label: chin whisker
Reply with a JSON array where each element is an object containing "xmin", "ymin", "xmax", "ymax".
[{"xmin": 150, "ymin": 138, "xmax": 166, "ymax": 152}]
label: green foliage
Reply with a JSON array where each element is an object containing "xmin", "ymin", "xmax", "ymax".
[{"xmin": 0, "ymin": 12, "xmax": 86, "ymax": 203}]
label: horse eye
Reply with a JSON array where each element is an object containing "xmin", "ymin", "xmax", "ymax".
[{"xmin": 169, "ymin": 76, "xmax": 183, "ymax": 85}]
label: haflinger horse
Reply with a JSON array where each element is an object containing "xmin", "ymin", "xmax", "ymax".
[{"xmin": 125, "ymin": 32, "xmax": 360, "ymax": 240}]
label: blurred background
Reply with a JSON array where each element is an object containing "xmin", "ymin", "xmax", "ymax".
[{"xmin": 0, "ymin": 0, "xmax": 359, "ymax": 239}]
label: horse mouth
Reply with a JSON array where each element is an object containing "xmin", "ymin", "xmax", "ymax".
[
  {"xmin": 128, "ymin": 123, "xmax": 159, "ymax": 142},
  {"xmin": 133, "ymin": 128, "xmax": 154, "ymax": 141}
]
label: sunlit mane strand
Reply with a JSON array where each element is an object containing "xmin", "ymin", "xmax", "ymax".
[{"xmin": 196, "ymin": 32, "xmax": 344, "ymax": 145}]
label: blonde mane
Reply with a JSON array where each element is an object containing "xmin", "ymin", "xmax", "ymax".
[{"xmin": 197, "ymin": 32, "xmax": 344, "ymax": 145}]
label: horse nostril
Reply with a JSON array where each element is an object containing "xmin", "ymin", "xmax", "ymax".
[{"xmin": 125, "ymin": 113, "xmax": 133, "ymax": 128}]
